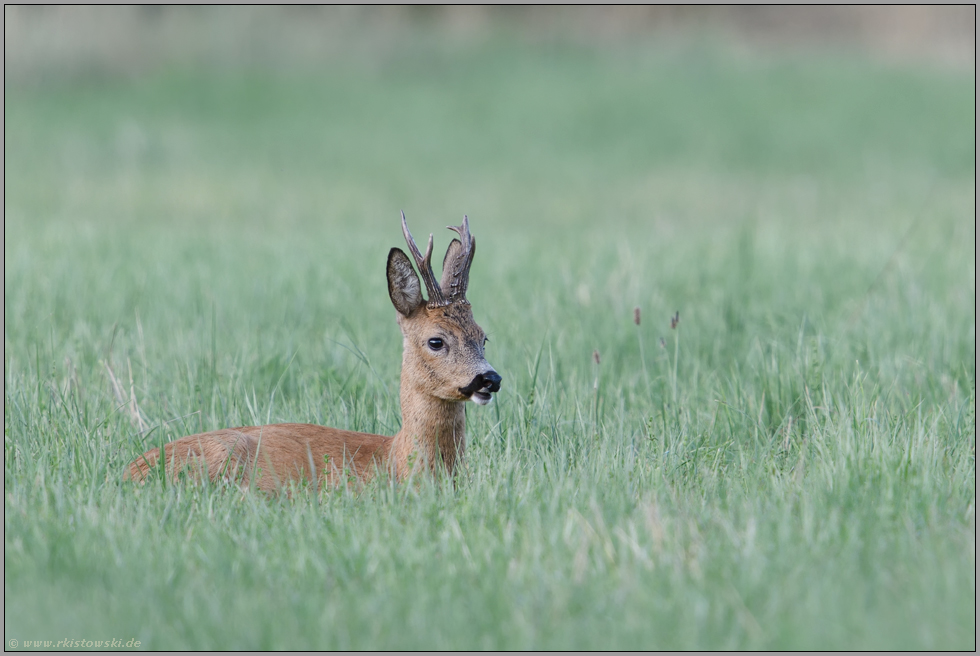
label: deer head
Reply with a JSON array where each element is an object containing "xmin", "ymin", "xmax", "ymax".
[{"xmin": 387, "ymin": 212, "xmax": 502, "ymax": 405}]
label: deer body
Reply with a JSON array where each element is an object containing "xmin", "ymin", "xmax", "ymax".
[{"xmin": 126, "ymin": 214, "xmax": 501, "ymax": 491}]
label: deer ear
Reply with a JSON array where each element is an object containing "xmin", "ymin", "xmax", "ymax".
[{"xmin": 387, "ymin": 248, "xmax": 424, "ymax": 316}]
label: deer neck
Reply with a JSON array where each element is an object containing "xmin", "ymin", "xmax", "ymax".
[{"xmin": 391, "ymin": 374, "xmax": 466, "ymax": 479}]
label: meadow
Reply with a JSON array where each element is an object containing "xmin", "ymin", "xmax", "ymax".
[{"xmin": 4, "ymin": 36, "xmax": 975, "ymax": 649}]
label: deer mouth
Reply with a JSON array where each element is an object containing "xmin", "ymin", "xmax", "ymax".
[
  {"xmin": 471, "ymin": 390, "xmax": 493, "ymax": 405},
  {"xmin": 460, "ymin": 371, "xmax": 502, "ymax": 405}
]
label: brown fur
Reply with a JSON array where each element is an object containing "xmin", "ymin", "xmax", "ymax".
[{"xmin": 125, "ymin": 216, "xmax": 499, "ymax": 491}]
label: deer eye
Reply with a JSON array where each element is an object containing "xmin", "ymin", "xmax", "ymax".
[{"xmin": 427, "ymin": 338, "xmax": 444, "ymax": 350}]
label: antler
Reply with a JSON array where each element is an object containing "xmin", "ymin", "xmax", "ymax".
[
  {"xmin": 442, "ymin": 215, "xmax": 476, "ymax": 303},
  {"xmin": 401, "ymin": 211, "xmax": 448, "ymax": 307}
]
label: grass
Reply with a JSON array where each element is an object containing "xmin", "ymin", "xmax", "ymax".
[{"xmin": 4, "ymin": 37, "xmax": 976, "ymax": 649}]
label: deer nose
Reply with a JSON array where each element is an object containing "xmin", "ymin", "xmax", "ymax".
[{"xmin": 481, "ymin": 370, "xmax": 502, "ymax": 393}]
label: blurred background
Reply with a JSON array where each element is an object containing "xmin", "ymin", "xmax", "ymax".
[
  {"xmin": 5, "ymin": 5, "xmax": 975, "ymax": 369},
  {"xmin": 4, "ymin": 5, "xmax": 975, "ymax": 81},
  {"xmin": 5, "ymin": 5, "xmax": 974, "ymax": 376}
]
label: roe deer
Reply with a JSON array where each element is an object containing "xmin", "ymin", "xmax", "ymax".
[{"xmin": 125, "ymin": 213, "xmax": 501, "ymax": 491}]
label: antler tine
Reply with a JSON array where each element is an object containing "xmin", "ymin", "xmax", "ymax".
[
  {"xmin": 446, "ymin": 214, "xmax": 472, "ymax": 246},
  {"xmin": 401, "ymin": 211, "xmax": 446, "ymax": 306},
  {"xmin": 445, "ymin": 215, "xmax": 476, "ymax": 301}
]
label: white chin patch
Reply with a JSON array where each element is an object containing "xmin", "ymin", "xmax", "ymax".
[{"xmin": 471, "ymin": 391, "xmax": 493, "ymax": 405}]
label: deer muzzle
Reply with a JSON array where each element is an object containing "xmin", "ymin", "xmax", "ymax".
[{"xmin": 461, "ymin": 370, "xmax": 502, "ymax": 405}]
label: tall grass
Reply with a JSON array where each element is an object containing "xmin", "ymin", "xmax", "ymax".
[{"xmin": 4, "ymin": 39, "xmax": 975, "ymax": 649}]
